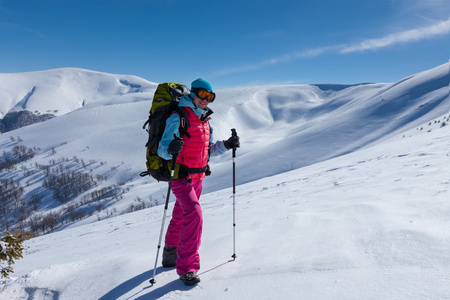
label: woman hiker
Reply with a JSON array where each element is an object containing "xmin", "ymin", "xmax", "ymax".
[{"xmin": 157, "ymin": 78, "xmax": 240, "ymax": 286}]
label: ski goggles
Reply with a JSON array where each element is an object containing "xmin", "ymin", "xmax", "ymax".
[{"xmin": 192, "ymin": 88, "xmax": 216, "ymax": 103}]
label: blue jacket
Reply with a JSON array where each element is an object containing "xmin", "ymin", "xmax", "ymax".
[{"xmin": 158, "ymin": 95, "xmax": 228, "ymax": 160}]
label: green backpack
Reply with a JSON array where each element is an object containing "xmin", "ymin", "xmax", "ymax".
[{"xmin": 140, "ymin": 82, "xmax": 190, "ymax": 181}]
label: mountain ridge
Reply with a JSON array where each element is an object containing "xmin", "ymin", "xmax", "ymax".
[{"xmin": 0, "ymin": 62, "xmax": 448, "ymax": 234}]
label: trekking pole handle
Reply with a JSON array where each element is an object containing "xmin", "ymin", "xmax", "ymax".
[
  {"xmin": 170, "ymin": 134, "xmax": 181, "ymax": 170},
  {"xmin": 170, "ymin": 133, "xmax": 182, "ymax": 168},
  {"xmin": 231, "ymin": 128, "xmax": 237, "ymax": 157},
  {"xmin": 173, "ymin": 133, "xmax": 183, "ymax": 143}
]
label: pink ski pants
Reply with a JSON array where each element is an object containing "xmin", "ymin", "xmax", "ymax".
[{"xmin": 164, "ymin": 179, "xmax": 203, "ymax": 275}]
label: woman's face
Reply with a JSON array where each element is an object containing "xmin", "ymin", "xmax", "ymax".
[{"xmin": 193, "ymin": 94, "xmax": 209, "ymax": 109}]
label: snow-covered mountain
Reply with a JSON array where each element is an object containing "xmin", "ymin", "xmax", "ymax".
[
  {"xmin": 0, "ymin": 63, "xmax": 449, "ymax": 299},
  {"xmin": 0, "ymin": 68, "xmax": 156, "ymax": 118},
  {"xmin": 0, "ymin": 68, "xmax": 156, "ymax": 132},
  {"xmin": 0, "ymin": 63, "xmax": 448, "ymax": 231}
]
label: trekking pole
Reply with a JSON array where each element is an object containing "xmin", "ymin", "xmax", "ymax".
[
  {"xmin": 149, "ymin": 136, "xmax": 181, "ymax": 285},
  {"xmin": 231, "ymin": 128, "xmax": 237, "ymax": 260}
]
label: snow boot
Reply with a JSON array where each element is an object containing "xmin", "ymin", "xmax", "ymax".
[
  {"xmin": 179, "ymin": 272, "xmax": 200, "ymax": 286},
  {"xmin": 162, "ymin": 246, "xmax": 177, "ymax": 268}
]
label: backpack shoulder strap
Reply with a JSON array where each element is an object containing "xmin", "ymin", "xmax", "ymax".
[{"xmin": 177, "ymin": 106, "xmax": 191, "ymax": 138}]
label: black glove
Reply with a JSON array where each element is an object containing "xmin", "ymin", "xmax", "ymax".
[
  {"xmin": 168, "ymin": 137, "xmax": 183, "ymax": 155},
  {"xmin": 224, "ymin": 134, "xmax": 240, "ymax": 150}
]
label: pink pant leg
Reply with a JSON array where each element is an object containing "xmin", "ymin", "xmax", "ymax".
[
  {"xmin": 169, "ymin": 179, "xmax": 203, "ymax": 275},
  {"xmin": 164, "ymin": 199, "xmax": 183, "ymax": 248}
]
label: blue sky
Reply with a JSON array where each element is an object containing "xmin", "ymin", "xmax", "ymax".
[{"xmin": 0, "ymin": 0, "xmax": 448, "ymax": 89}]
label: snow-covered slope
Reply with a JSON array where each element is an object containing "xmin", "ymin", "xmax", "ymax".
[
  {"xmin": 208, "ymin": 63, "xmax": 449, "ymax": 191},
  {"xmin": 0, "ymin": 68, "xmax": 157, "ymax": 119},
  {"xmin": 0, "ymin": 63, "xmax": 448, "ymax": 234},
  {"xmin": 0, "ymin": 62, "xmax": 449, "ymax": 299},
  {"xmin": 0, "ymin": 116, "xmax": 448, "ymax": 300}
]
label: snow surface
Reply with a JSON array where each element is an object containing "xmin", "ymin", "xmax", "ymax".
[
  {"xmin": 0, "ymin": 63, "xmax": 449, "ymax": 299},
  {"xmin": 0, "ymin": 68, "xmax": 156, "ymax": 118}
]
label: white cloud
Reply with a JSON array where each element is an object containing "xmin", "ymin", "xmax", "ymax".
[
  {"xmin": 212, "ymin": 19, "xmax": 449, "ymax": 77},
  {"xmin": 340, "ymin": 19, "xmax": 450, "ymax": 53}
]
